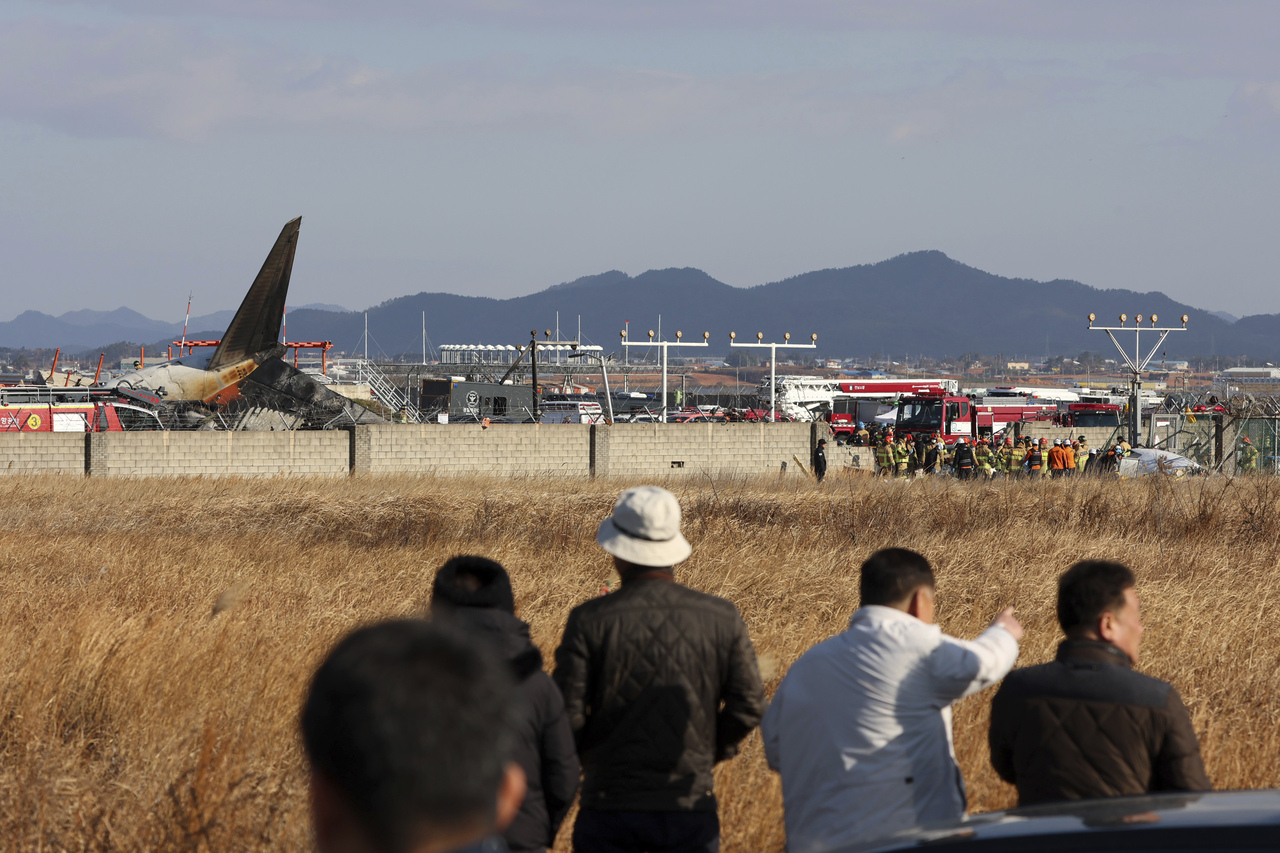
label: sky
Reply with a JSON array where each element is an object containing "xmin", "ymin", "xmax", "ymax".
[{"xmin": 2, "ymin": 1, "xmax": 1279, "ymax": 322}]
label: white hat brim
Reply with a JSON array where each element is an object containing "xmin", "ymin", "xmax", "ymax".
[{"xmin": 596, "ymin": 516, "xmax": 692, "ymax": 567}]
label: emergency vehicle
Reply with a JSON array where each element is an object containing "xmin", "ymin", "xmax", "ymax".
[
  {"xmin": 893, "ymin": 392, "xmax": 1057, "ymax": 442},
  {"xmin": 1056, "ymin": 402, "xmax": 1122, "ymax": 429},
  {"xmin": 0, "ymin": 387, "xmax": 165, "ymax": 432}
]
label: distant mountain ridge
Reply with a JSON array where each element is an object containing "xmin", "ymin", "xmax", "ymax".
[
  {"xmin": 2, "ymin": 253, "xmax": 1274, "ymax": 358},
  {"xmin": 0, "ymin": 303, "xmax": 350, "ymax": 351}
]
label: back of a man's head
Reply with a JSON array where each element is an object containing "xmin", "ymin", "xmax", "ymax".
[
  {"xmin": 431, "ymin": 555, "xmax": 516, "ymax": 615},
  {"xmin": 860, "ymin": 548, "xmax": 936, "ymax": 608},
  {"xmin": 1057, "ymin": 560, "xmax": 1136, "ymax": 634},
  {"xmin": 302, "ymin": 620, "xmax": 520, "ymax": 853}
]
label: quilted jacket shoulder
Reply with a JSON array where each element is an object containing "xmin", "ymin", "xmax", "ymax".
[
  {"xmin": 553, "ymin": 578, "xmax": 765, "ymax": 812},
  {"xmin": 989, "ymin": 640, "xmax": 1210, "ymax": 805}
]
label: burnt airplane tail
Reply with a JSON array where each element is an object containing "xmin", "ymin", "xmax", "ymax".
[{"xmin": 207, "ymin": 217, "xmax": 301, "ymax": 372}]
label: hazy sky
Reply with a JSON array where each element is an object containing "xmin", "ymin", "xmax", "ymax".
[{"xmin": 2, "ymin": 1, "xmax": 1278, "ymax": 322}]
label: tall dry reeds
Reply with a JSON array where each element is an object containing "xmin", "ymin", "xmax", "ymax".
[{"xmin": 1, "ymin": 471, "xmax": 1278, "ymax": 851}]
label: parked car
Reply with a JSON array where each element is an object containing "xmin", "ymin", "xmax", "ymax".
[{"xmin": 830, "ymin": 790, "xmax": 1280, "ymax": 853}]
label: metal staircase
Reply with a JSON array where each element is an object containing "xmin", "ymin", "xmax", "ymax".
[{"xmin": 356, "ymin": 360, "xmax": 421, "ymax": 423}]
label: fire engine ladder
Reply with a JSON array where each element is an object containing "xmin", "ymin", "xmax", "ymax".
[{"xmin": 355, "ymin": 360, "xmax": 421, "ymax": 423}]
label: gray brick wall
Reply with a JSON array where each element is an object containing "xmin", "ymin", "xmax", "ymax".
[
  {"xmin": 2, "ymin": 422, "xmax": 821, "ymax": 478},
  {"xmin": 0, "ymin": 433, "xmax": 85, "ymax": 475},
  {"xmin": 354, "ymin": 424, "xmax": 592, "ymax": 476},
  {"xmin": 89, "ymin": 431, "xmax": 348, "ymax": 477},
  {"xmin": 601, "ymin": 422, "xmax": 813, "ymax": 478}
]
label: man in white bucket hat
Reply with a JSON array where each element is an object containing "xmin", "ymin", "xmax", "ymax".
[{"xmin": 554, "ymin": 486, "xmax": 765, "ymax": 853}]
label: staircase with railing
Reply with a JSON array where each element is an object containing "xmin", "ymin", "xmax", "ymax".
[{"xmin": 356, "ymin": 360, "xmax": 421, "ymax": 423}]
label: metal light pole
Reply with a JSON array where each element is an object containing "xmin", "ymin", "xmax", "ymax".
[
  {"xmin": 568, "ymin": 349, "xmax": 616, "ymax": 423},
  {"xmin": 1087, "ymin": 312, "xmax": 1188, "ymax": 445},
  {"xmin": 729, "ymin": 332, "xmax": 818, "ymax": 422},
  {"xmin": 620, "ymin": 329, "xmax": 710, "ymax": 422}
]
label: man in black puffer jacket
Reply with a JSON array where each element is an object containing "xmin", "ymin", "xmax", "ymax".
[
  {"xmin": 432, "ymin": 556, "xmax": 580, "ymax": 853},
  {"xmin": 554, "ymin": 486, "xmax": 766, "ymax": 853},
  {"xmin": 989, "ymin": 560, "xmax": 1210, "ymax": 805}
]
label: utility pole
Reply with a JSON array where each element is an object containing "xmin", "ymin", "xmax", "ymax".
[
  {"xmin": 728, "ymin": 332, "xmax": 818, "ymax": 422},
  {"xmin": 1087, "ymin": 312, "xmax": 1188, "ymax": 445},
  {"xmin": 620, "ymin": 328, "xmax": 709, "ymax": 422}
]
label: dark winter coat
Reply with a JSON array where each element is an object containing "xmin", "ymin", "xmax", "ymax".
[
  {"xmin": 812, "ymin": 444, "xmax": 828, "ymax": 478},
  {"xmin": 552, "ymin": 577, "xmax": 766, "ymax": 812},
  {"xmin": 442, "ymin": 608, "xmax": 580, "ymax": 852},
  {"xmin": 989, "ymin": 639, "xmax": 1210, "ymax": 806}
]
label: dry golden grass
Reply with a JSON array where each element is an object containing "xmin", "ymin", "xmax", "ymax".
[{"xmin": 2, "ymin": 470, "xmax": 1280, "ymax": 852}]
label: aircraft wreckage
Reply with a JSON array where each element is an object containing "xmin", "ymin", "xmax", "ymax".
[{"xmin": 99, "ymin": 217, "xmax": 384, "ymax": 430}]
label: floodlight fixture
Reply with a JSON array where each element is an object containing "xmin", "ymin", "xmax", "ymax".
[
  {"xmin": 728, "ymin": 329, "xmax": 821, "ymax": 422},
  {"xmin": 618, "ymin": 323, "xmax": 711, "ymax": 422},
  {"xmin": 1086, "ymin": 309, "xmax": 1187, "ymax": 446}
]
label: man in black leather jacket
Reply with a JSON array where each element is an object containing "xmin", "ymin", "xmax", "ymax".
[{"xmin": 554, "ymin": 486, "xmax": 766, "ymax": 853}]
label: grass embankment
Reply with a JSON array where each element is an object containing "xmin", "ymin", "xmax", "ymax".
[{"xmin": 2, "ymin": 472, "xmax": 1278, "ymax": 851}]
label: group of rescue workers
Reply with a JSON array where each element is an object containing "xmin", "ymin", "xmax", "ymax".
[{"xmin": 872, "ymin": 432, "xmax": 1129, "ymax": 479}]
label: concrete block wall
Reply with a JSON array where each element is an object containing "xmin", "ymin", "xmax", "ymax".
[
  {"xmin": 87, "ymin": 431, "xmax": 349, "ymax": 477},
  {"xmin": 2, "ymin": 422, "xmax": 817, "ymax": 478},
  {"xmin": 353, "ymin": 424, "xmax": 592, "ymax": 476},
  {"xmin": 600, "ymin": 422, "xmax": 813, "ymax": 478},
  {"xmin": 0, "ymin": 432, "xmax": 85, "ymax": 475}
]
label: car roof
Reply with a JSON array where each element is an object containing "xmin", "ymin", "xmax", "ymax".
[{"xmin": 833, "ymin": 790, "xmax": 1280, "ymax": 853}]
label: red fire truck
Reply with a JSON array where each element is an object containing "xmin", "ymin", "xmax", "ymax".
[
  {"xmin": 1056, "ymin": 402, "xmax": 1122, "ymax": 429},
  {"xmin": 816, "ymin": 379, "xmax": 957, "ymax": 442},
  {"xmin": 893, "ymin": 391, "xmax": 1057, "ymax": 442},
  {"xmin": 0, "ymin": 387, "xmax": 165, "ymax": 432}
]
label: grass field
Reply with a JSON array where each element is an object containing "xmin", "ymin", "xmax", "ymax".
[{"xmin": 2, "ymin": 471, "xmax": 1278, "ymax": 851}]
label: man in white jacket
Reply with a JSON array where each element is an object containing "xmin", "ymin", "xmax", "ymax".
[{"xmin": 762, "ymin": 548, "xmax": 1022, "ymax": 853}]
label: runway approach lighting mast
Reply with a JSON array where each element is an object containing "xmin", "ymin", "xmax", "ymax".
[
  {"xmin": 1087, "ymin": 312, "xmax": 1188, "ymax": 445},
  {"xmin": 730, "ymin": 332, "xmax": 818, "ymax": 423},
  {"xmin": 620, "ymin": 329, "xmax": 710, "ymax": 422}
]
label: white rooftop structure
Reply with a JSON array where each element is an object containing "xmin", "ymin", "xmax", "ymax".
[{"xmin": 439, "ymin": 343, "xmax": 603, "ymax": 365}]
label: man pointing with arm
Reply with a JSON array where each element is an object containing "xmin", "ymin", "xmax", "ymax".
[{"xmin": 762, "ymin": 548, "xmax": 1022, "ymax": 853}]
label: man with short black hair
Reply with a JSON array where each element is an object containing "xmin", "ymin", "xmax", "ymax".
[
  {"xmin": 302, "ymin": 620, "xmax": 527, "ymax": 853},
  {"xmin": 554, "ymin": 486, "xmax": 765, "ymax": 853},
  {"xmin": 432, "ymin": 556, "xmax": 580, "ymax": 853},
  {"xmin": 762, "ymin": 548, "xmax": 1022, "ymax": 853},
  {"xmin": 989, "ymin": 560, "xmax": 1210, "ymax": 806}
]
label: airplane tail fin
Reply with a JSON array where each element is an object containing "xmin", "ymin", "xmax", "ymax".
[{"xmin": 208, "ymin": 217, "xmax": 301, "ymax": 371}]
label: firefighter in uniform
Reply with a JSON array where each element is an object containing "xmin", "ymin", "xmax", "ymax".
[
  {"xmin": 894, "ymin": 435, "xmax": 912, "ymax": 478},
  {"xmin": 1239, "ymin": 436, "xmax": 1260, "ymax": 474},
  {"xmin": 999, "ymin": 437, "xmax": 1024, "ymax": 477},
  {"xmin": 1026, "ymin": 438, "xmax": 1047, "ymax": 478},
  {"xmin": 951, "ymin": 438, "xmax": 976, "ymax": 480},
  {"xmin": 876, "ymin": 435, "xmax": 896, "ymax": 477},
  {"xmin": 974, "ymin": 438, "xmax": 994, "ymax": 478}
]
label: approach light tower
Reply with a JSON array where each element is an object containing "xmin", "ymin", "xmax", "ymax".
[
  {"xmin": 620, "ymin": 329, "xmax": 710, "ymax": 422},
  {"xmin": 729, "ymin": 332, "xmax": 818, "ymax": 423},
  {"xmin": 1087, "ymin": 312, "xmax": 1188, "ymax": 445}
]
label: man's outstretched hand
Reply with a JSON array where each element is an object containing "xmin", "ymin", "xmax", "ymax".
[{"xmin": 990, "ymin": 607, "xmax": 1024, "ymax": 642}]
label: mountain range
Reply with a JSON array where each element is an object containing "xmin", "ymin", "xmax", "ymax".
[
  {"xmin": 0, "ymin": 304, "xmax": 346, "ymax": 352},
  {"xmin": 4, "ymin": 253, "xmax": 1278, "ymax": 360}
]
